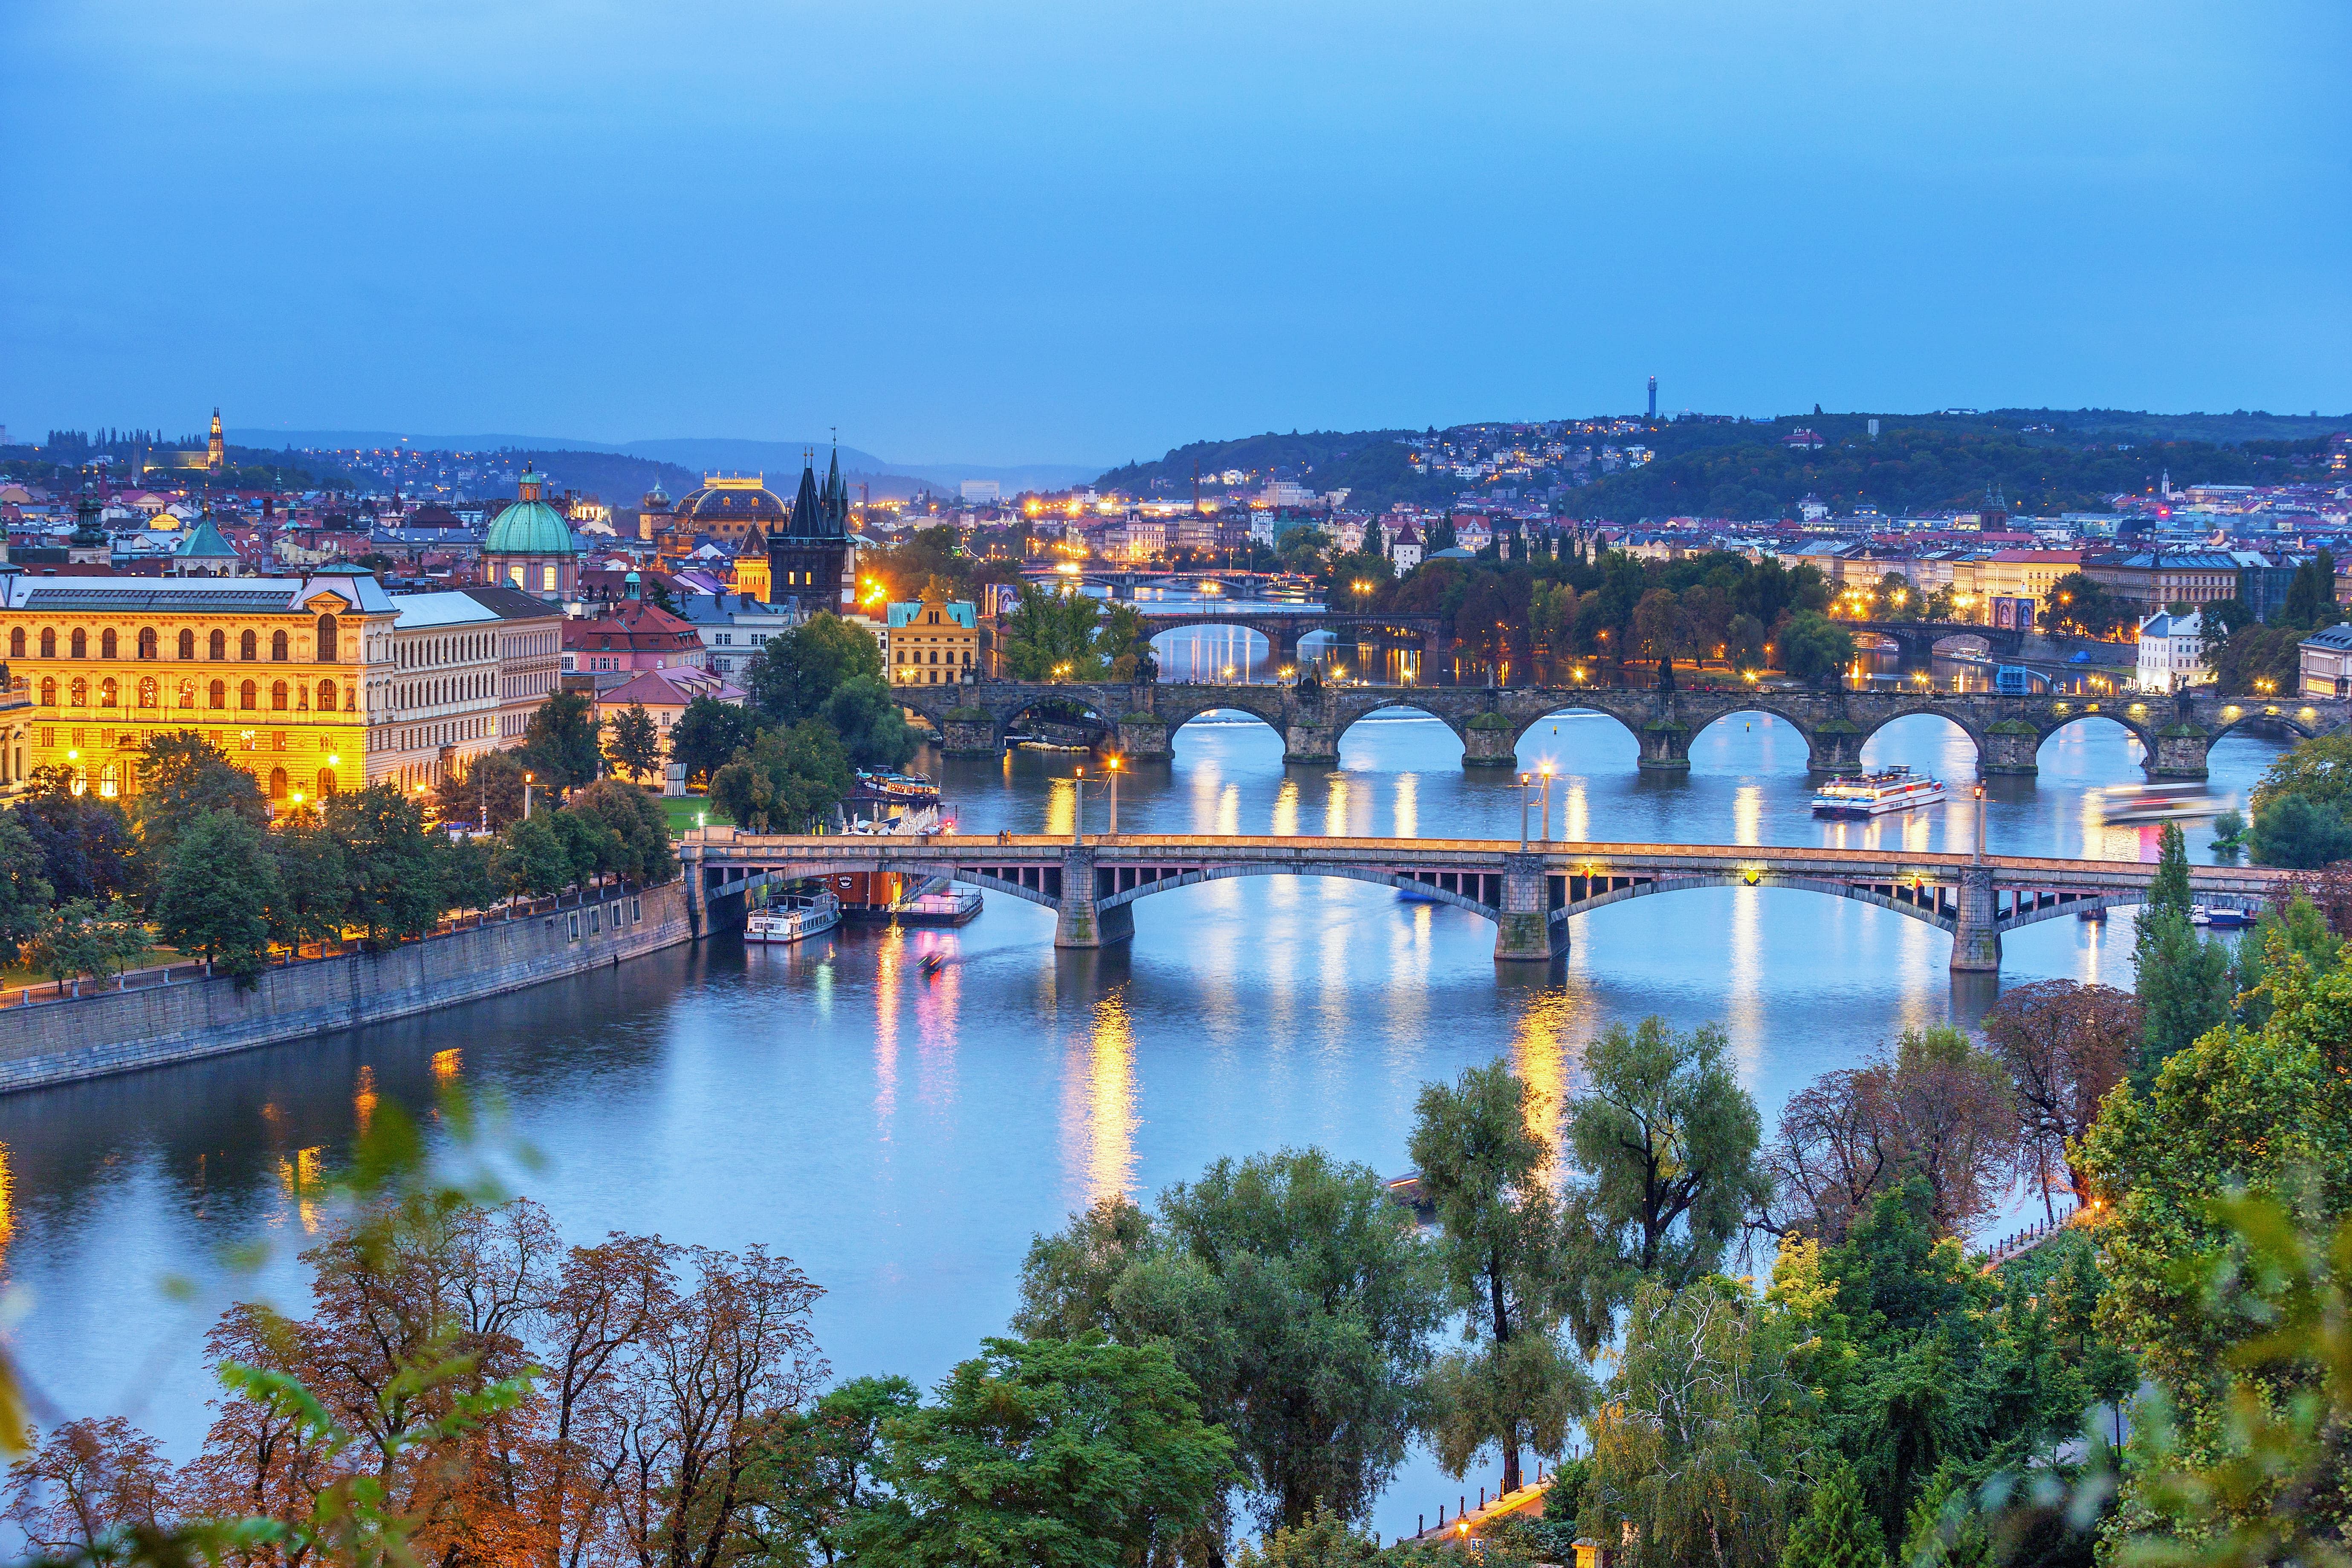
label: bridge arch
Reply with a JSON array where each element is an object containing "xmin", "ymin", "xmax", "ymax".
[
  {"xmin": 2035, "ymin": 711, "xmax": 2158, "ymax": 767},
  {"xmin": 1547, "ymin": 871, "xmax": 1958, "ymax": 933},
  {"xmin": 2206, "ymin": 706, "xmax": 2325, "ymax": 746},
  {"xmin": 1096, "ymin": 862, "xmax": 1497, "ymax": 917},
  {"xmin": 1504, "ymin": 703, "xmax": 1644, "ymax": 756},
  {"xmin": 1856, "ymin": 708, "xmax": 1990, "ymax": 771},
  {"xmin": 1333, "ymin": 698, "xmax": 1471, "ymax": 745}
]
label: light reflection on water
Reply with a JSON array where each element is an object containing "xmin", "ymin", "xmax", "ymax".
[{"xmin": 0, "ymin": 665, "xmax": 2288, "ymax": 1542}]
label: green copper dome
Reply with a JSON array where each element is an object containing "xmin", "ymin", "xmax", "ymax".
[{"xmin": 484, "ymin": 469, "xmax": 580, "ymax": 556}]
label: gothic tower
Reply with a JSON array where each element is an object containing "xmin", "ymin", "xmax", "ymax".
[{"xmin": 206, "ymin": 408, "xmax": 225, "ymax": 474}]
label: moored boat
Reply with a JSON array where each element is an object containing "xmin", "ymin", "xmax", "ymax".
[
  {"xmin": 894, "ymin": 885, "xmax": 984, "ymax": 926},
  {"xmin": 1810, "ymin": 765, "xmax": 1948, "ymax": 818},
  {"xmin": 745, "ymin": 890, "xmax": 842, "ymax": 945}
]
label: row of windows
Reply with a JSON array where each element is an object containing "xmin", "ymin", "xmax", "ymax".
[
  {"xmin": 396, "ymin": 672, "xmax": 493, "ymax": 709},
  {"xmin": 40, "ymin": 759, "xmax": 338, "ymax": 804},
  {"xmin": 9, "ymin": 616, "xmax": 342, "ymax": 662},
  {"xmin": 37, "ymin": 676, "xmax": 349, "ymax": 713},
  {"xmin": 894, "ymin": 647, "xmax": 974, "ymax": 664},
  {"xmin": 401, "ymin": 631, "xmax": 497, "ymax": 669}
]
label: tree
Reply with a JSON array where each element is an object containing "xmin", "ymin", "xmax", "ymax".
[
  {"xmin": 1583, "ymin": 1278, "xmax": 1808, "ymax": 1568},
  {"xmin": 1899, "ymin": 1466, "xmax": 1989, "ymax": 1568},
  {"xmin": 431, "ymin": 748, "xmax": 530, "ymax": 833},
  {"xmin": 605, "ymin": 702, "xmax": 663, "ymax": 784},
  {"xmin": 1, "ymin": 1417, "xmax": 180, "ymax": 1562},
  {"xmin": 742, "ymin": 1375, "xmax": 922, "ymax": 1565},
  {"xmin": 492, "ymin": 812, "xmax": 571, "ymax": 897},
  {"xmin": 521, "ymin": 689, "xmax": 604, "ymax": 790},
  {"xmin": 2280, "ymin": 547, "xmax": 2338, "ymax": 628},
  {"xmin": 152, "ymin": 809, "xmax": 281, "ymax": 981},
  {"xmin": 12, "ymin": 781, "xmax": 133, "ymax": 905},
  {"xmin": 1781, "ymin": 1464, "xmax": 1888, "ymax": 1568},
  {"xmin": 2248, "ymin": 791, "xmax": 2352, "ymax": 868},
  {"xmin": 845, "ymin": 1334, "xmax": 1232, "ymax": 1568},
  {"xmin": 1778, "ymin": 611, "xmax": 1854, "ymax": 687},
  {"xmin": 1726, "ymin": 611, "xmax": 1768, "ymax": 671},
  {"xmin": 824, "ymin": 675, "xmax": 918, "ymax": 770},
  {"xmin": 1406, "ymin": 1061, "xmax": 1588, "ymax": 1495},
  {"xmin": 748, "ymin": 614, "xmax": 885, "ymax": 726},
  {"xmin": 2040, "ymin": 572, "xmax": 2131, "ymax": 639},
  {"xmin": 1977, "ymin": 980, "xmax": 2138, "ymax": 1209},
  {"xmin": 322, "ymin": 784, "xmax": 445, "ymax": 947},
  {"xmin": 26, "ymin": 896, "xmax": 148, "ymax": 992},
  {"xmin": 1232, "ymin": 1504, "xmax": 1383, "ymax": 1568},
  {"xmin": 132, "ymin": 730, "xmax": 266, "ymax": 874},
  {"xmin": 551, "ymin": 805, "xmax": 620, "ymax": 887},
  {"xmin": 0, "ymin": 810, "xmax": 56, "ymax": 963},
  {"xmin": 997, "ymin": 585, "xmax": 1111, "ymax": 681},
  {"xmin": 1013, "ymin": 1149, "xmax": 1442, "ymax": 1533},
  {"xmin": 562, "ymin": 779, "xmax": 676, "ymax": 885},
  {"xmin": 710, "ymin": 722, "xmax": 852, "ymax": 832},
  {"xmin": 1562, "ymin": 1018, "xmax": 1765, "ymax": 1338},
  {"xmin": 2133, "ymin": 822, "xmax": 2234, "ymax": 1081},
  {"xmin": 668, "ymin": 696, "xmax": 758, "ymax": 790}
]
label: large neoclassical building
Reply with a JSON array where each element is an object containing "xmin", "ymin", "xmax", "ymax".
[{"xmin": 0, "ymin": 569, "xmax": 397, "ymax": 802}]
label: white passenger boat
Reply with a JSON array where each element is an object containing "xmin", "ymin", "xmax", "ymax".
[
  {"xmin": 745, "ymin": 891, "xmax": 842, "ymax": 945},
  {"xmin": 1810, "ymin": 765, "xmax": 1948, "ymax": 818}
]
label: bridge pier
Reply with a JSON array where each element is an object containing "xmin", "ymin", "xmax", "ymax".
[
  {"xmin": 1950, "ymin": 865, "xmax": 2002, "ymax": 972},
  {"xmin": 1982, "ymin": 721, "xmax": 2039, "ymax": 775},
  {"xmin": 1463, "ymin": 714, "xmax": 1516, "ymax": 767},
  {"xmin": 1117, "ymin": 712, "xmax": 1171, "ymax": 761},
  {"xmin": 2150, "ymin": 723, "xmax": 2210, "ymax": 780},
  {"xmin": 1493, "ymin": 853, "xmax": 1566, "ymax": 961},
  {"xmin": 1637, "ymin": 717, "xmax": 1691, "ymax": 772},
  {"xmin": 1805, "ymin": 720, "xmax": 1866, "ymax": 775},
  {"xmin": 942, "ymin": 707, "xmax": 999, "ymax": 756},
  {"xmin": 1053, "ymin": 847, "xmax": 1135, "ymax": 948}
]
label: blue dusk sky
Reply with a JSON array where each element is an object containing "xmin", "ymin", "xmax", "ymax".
[{"xmin": 4, "ymin": 0, "xmax": 2347, "ymax": 466}]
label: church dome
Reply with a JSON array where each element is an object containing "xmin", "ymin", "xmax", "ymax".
[
  {"xmin": 485, "ymin": 469, "xmax": 580, "ymax": 555},
  {"xmin": 673, "ymin": 475, "xmax": 789, "ymax": 534}
]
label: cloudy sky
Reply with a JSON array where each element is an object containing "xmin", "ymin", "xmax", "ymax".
[{"xmin": 5, "ymin": 0, "xmax": 2346, "ymax": 465}]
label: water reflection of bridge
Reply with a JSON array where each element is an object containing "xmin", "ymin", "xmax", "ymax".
[{"xmin": 681, "ymin": 832, "xmax": 2286, "ymax": 972}]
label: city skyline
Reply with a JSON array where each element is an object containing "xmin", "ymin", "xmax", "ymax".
[{"xmin": 6, "ymin": 0, "xmax": 2348, "ymax": 466}]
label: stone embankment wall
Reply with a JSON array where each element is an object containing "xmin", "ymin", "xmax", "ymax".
[{"xmin": 0, "ymin": 882, "xmax": 694, "ymax": 1094}]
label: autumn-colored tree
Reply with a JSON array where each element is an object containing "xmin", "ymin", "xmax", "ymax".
[
  {"xmin": 2, "ymin": 1418, "xmax": 180, "ymax": 1562},
  {"xmin": 1976, "ymin": 980, "xmax": 2138, "ymax": 1211}
]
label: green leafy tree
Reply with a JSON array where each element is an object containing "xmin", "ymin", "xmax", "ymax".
[
  {"xmin": 1232, "ymin": 1504, "xmax": 1383, "ymax": 1568},
  {"xmin": 2248, "ymin": 791, "xmax": 2352, "ymax": 868},
  {"xmin": 322, "ymin": 784, "xmax": 446, "ymax": 947},
  {"xmin": 2041, "ymin": 572, "xmax": 2132, "ymax": 638},
  {"xmin": 2280, "ymin": 547, "xmax": 2338, "ymax": 629},
  {"xmin": 434, "ymin": 832, "xmax": 497, "ymax": 915},
  {"xmin": 0, "ymin": 811, "xmax": 56, "ymax": 963},
  {"xmin": 562, "ymin": 779, "xmax": 676, "ymax": 886},
  {"xmin": 265, "ymin": 807, "xmax": 350, "ymax": 950},
  {"xmin": 1014, "ymin": 1148, "xmax": 1442, "ymax": 1533},
  {"xmin": 998, "ymin": 585, "xmax": 1111, "ymax": 681},
  {"xmin": 604, "ymin": 702, "xmax": 664, "ymax": 785},
  {"xmin": 2250, "ymin": 731, "xmax": 2352, "ymax": 814},
  {"xmin": 521, "ymin": 689, "xmax": 604, "ymax": 790},
  {"xmin": 492, "ymin": 812, "xmax": 572, "ymax": 897},
  {"xmin": 747, "ymin": 614, "xmax": 885, "ymax": 726},
  {"xmin": 551, "ymin": 805, "xmax": 620, "ymax": 887},
  {"xmin": 1562, "ymin": 1017, "xmax": 1766, "ymax": 1342},
  {"xmin": 1726, "ymin": 611, "xmax": 1768, "ymax": 671},
  {"xmin": 1783, "ymin": 1463, "xmax": 1889, "ymax": 1568},
  {"xmin": 25, "ymin": 896, "xmax": 149, "ymax": 992},
  {"xmin": 824, "ymin": 675, "xmax": 918, "ymax": 770},
  {"xmin": 431, "ymin": 749, "xmax": 530, "ymax": 832},
  {"xmin": 1584, "ymin": 1277, "xmax": 1809, "ymax": 1568},
  {"xmin": 13, "ymin": 778, "xmax": 133, "ymax": 904},
  {"xmin": 1901, "ymin": 1466, "xmax": 1991, "ymax": 1568},
  {"xmin": 845, "ymin": 1334, "xmax": 1232, "ymax": 1568},
  {"xmin": 668, "ymin": 697, "xmax": 758, "ymax": 790},
  {"xmin": 1406, "ymin": 1061, "xmax": 1588, "ymax": 1495},
  {"xmin": 132, "ymin": 730, "xmax": 267, "ymax": 876},
  {"xmin": 2133, "ymin": 822, "xmax": 2234, "ymax": 1081},
  {"xmin": 151, "ymin": 809, "xmax": 281, "ymax": 982},
  {"xmin": 743, "ymin": 1375, "xmax": 922, "ymax": 1565},
  {"xmin": 1779, "ymin": 611, "xmax": 1855, "ymax": 688},
  {"xmin": 710, "ymin": 723, "xmax": 852, "ymax": 832}
]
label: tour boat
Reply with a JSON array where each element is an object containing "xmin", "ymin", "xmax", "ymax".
[
  {"xmin": 2096, "ymin": 783, "xmax": 2226, "ymax": 824},
  {"xmin": 853, "ymin": 769, "xmax": 940, "ymax": 806},
  {"xmin": 1809, "ymin": 766, "xmax": 1948, "ymax": 818},
  {"xmin": 893, "ymin": 885, "xmax": 984, "ymax": 926},
  {"xmin": 2190, "ymin": 904, "xmax": 2256, "ymax": 930},
  {"xmin": 745, "ymin": 890, "xmax": 842, "ymax": 945}
]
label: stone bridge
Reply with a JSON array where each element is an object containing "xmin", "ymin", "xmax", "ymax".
[
  {"xmin": 1132, "ymin": 607, "xmax": 1449, "ymax": 661},
  {"xmin": 679, "ymin": 830, "xmax": 2289, "ymax": 971},
  {"xmin": 894, "ymin": 680, "xmax": 2351, "ymax": 779}
]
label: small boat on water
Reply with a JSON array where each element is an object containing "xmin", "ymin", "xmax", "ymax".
[
  {"xmin": 2077, "ymin": 906, "xmax": 2108, "ymax": 923},
  {"xmin": 2097, "ymin": 783, "xmax": 2227, "ymax": 823},
  {"xmin": 894, "ymin": 885, "xmax": 984, "ymax": 926},
  {"xmin": 1811, "ymin": 765, "xmax": 1948, "ymax": 818},
  {"xmin": 745, "ymin": 890, "xmax": 842, "ymax": 945},
  {"xmin": 2191, "ymin": 904, "xmax": 2257, "ymax": 930}
]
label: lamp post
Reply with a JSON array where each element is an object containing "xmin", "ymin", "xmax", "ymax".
[
  {"xmin": 1539, "ymin": 763, "xmax": 1555, "ymax": 843},
  {"xmin": 524, "ymin": 770, "xmax": 534, "ymax": 820},
  {"xmin": 1071, "ymin": 765, "xmax": 1085, "ymax": 845},
  {"xmin": 1974, "ymin": 781, "xmax": 1986, "ymax": 862},
  {"xmin": 1518, "ymin": 771, "xmax": 1531, "ymax": 851},
  {"xmin": 1106, "ymin": 754, "xmax": 1120, "ymax": 835}
]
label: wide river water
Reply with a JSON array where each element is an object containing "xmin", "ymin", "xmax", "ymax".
[{"xmin": 4, "ymin": 630, "xmax": 2280, "ymax": 1540}]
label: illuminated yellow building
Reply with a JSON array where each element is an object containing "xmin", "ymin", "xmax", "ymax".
[
  {"xmin": 0, "ymin": 570, "xmax": 396, "ymax": 802},
  {"xmin": 884, "ymin": 597, "xmax": 978, "ymax": 684}
]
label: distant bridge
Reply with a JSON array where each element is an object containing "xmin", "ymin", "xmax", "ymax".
[
  {"xmin": 680, "ymin": 831, "xmax": 2288, "ymax": 971},
  {"xmin": 1132, "ymin": 606, "xmax": 1449, "ymax": 660},
  {"xmin": 894, "ymin": 679, "xmax": 2345, "ymax": 779}
]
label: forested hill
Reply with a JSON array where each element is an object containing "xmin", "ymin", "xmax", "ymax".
[{"xmin": 1097, "ymin": 408, "xmax": 2347, "ymax": 518}]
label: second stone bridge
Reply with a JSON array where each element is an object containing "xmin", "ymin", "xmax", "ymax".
[{"xmin": 896, "ymin": 680, "xmax": 2352, "ymax": 779}]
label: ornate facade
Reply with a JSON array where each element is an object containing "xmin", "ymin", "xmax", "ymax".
[{"xmin": 769, "ymin": 448, "xmax": 856, "ymax": 616}]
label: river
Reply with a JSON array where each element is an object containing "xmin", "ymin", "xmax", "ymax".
[{"xmin": 0, "ymin": 624, "xmax": 2280, "ymax": 1542}]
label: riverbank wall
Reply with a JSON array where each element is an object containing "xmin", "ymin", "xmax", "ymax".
[{"xmin": 0, "ymin": 881, "xmax": 695, "ymax": 1094}]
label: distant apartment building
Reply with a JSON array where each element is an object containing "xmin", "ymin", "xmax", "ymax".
[
  {"xmin": 2300, "ymin": 623, "xmax": 2352, "ymax": 698},
  {"xmin": 377, "ymin": 586, "xmax": 564, "ymax": 792},
  {"xmin": 2134, "ymin": 610, "xmax": 2210, "ymax": 692},
  {"xmin": 2082, "ymin": 551, "xmax": 2240, "ymax": 615},
  {"xmin": 885, "ymin": 599, "xmax": 978, "ymax": 684}
]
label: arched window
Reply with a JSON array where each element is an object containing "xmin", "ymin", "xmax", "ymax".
[
  {"xmin": 100, "ymin": 629, "xmax": 117, "ymax": 660},
  {"xmin": 208, "ymin": 680, "xmax": 226, "ymax": 710},
  {"xmin": 68, "ymin": 677, "xmax": 87, "ymax": 707},
  {"xmin": 317, "ymin": 615, "xmax": 339, "ymax": 662},
  {"xmin": 271, "ymin": 630, "xmax": 289, "ymax": 661},
  {"xmin": 98, "ymin": 677, "xmax": 117, "ymax": 708},
  {"xmin": 268, "ymin": 767, "xmax": 288, "ymax": 801},
  {"xmin": 240, "ymin": 680, "xmax": 257, "ymax": 711},
  {"xmin": 38, "ymin": 629, "xmax": 54, "ymax": 658},
  {"xmin": 240, "ymin": 631, "xmax": 257, "ymax": 661},
  {"xmin": 318, "ymin": 768, "xmax": 338, "ymax": 798},
  {"xmin": 137, "ymin": 677, "xmax": 158, "ymax": 709},
  {"xmin": 272, "ymin": 680, "xmax": 289, "ymax": 712},
  {"xmin": 138, "ymin": 627, "xmax": 158, "ymax": 660},
  {"xmin": 38, "ymin": 678, "xmax": 55, "ymax": 707},
  {"xmin": 7, "ymin": 629, "xmax": 21, "ymax": 659},
  {"xmin": 69, "ymin": 629, "xmax": 86, "ymax": 659},
  {"xmin": 100, "ymin": 763, "xmax": 118, "ymax": 800},
  {"xmin": 177, "ymin": 678, "xmax": 195, "ymax": 709},
  {"xmin": 317, "ymin": 679, "xmax": 337, "ymax": 710},
  {"xmin": 209, "ymin": 630, "xmax": 226, "ymax": 661},
  {"xmin": 178, "ymin": 629, "xmax": 195, "ymax": 660}
]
